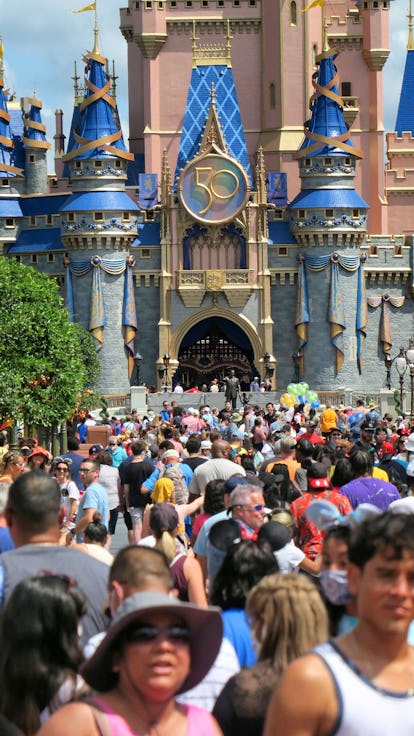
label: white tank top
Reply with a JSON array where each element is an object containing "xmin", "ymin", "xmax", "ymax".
[{"xmin": 314, "ymin": 640, "xmax": 414, "ymax": 736}]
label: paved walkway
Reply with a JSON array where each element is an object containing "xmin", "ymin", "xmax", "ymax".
[{"xmin": 109, "ymin": 512, "xmax": 130, "ymax": 556}]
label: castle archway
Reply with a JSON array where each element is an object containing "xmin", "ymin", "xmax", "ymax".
[{"xmin": 171, "ymin": 310, "xmax": 262, "ymax": 390}]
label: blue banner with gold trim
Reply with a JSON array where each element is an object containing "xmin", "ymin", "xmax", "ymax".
[
  {"xmin": 267, "ymin": 172, "xmax": 287, "ymax": 206},
  {"xmin": 139, "ymin": 173, "xmax": 158, "ymax": 209}
]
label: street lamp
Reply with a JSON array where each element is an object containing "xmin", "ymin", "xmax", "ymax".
[
  {"xmin": 133, "ymin": 352, "xmax": 143, "ymax": 386},
  {"xmin": 161, "ymin": 353, "xmax": 170, "ymax": 391},
  {"xmin": 292, "ymin": 350, "xmax": 302, "ymax": 383},
  {"xmin": 263, "ymin": 352, "xmax": 274, "ymax": 380},
  {"xmin": 406, "ymin": 338, "xmax": 414, "ymax": 422},
  {"xmin": 395, "ymin": 347, "xmax": 407, "ymax": 414}
]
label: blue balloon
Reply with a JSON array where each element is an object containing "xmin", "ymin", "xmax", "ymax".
[
  {"xmin": 348, "ymin": 415, "xmax": 356, "ymax": 426},
  {"xmin": 311, "ymin": 400, "xmax": 320, "ymax": 409},
  {"xmin": 297, "ymin": 394, "xmax": 306, "ymax": 404},
  {"xmin": 355, "ymin": 411, "xmax": 364, "ymax": 423}
]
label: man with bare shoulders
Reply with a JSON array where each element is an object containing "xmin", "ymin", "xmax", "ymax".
[{"xmin": 264, "ymin": 511, "xmax": 414, "ymax": 736}]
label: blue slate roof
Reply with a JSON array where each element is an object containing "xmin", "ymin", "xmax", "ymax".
[
  {"xmin": 174, "ymin": 65, "xmax": 251, "ymax": 187},
  {"xmin": 0, "ymin": 88, "xmax": 23, "ymax": 177},
  {"xmin": 289, "ymin": 188, "xmax": 368, "ymax": 209},
  {"xmin": 64, "ymin": 50, "xmax": 130, "ymax": 162},
  {"xmin": 268, "ymin": 221, "xmax": 297, "ymax": 245},
  {"xmin": 7, "ymin": 228, "xmax": 63, "ymax": 252},
  {"xmin": 298, "ymin": 54, "xmax": 355, "ymax": 158},
  {"xmin": 395, "ymin": 50, "xmax": 414, "ymax": 135},
  {"xmin": 60, "ymin": 191, "xmax": 139, "ymax": 212},
  {"xmin": 20, "ymin": 195, "xmax": 69, "ymax": 216},
  {"xmin": 0, "ymin": 198, "xmax": 23, "ymax": 217},
  {"xmin": 131, "ymin": 222, "xmax": 160, "ymax": 246}
]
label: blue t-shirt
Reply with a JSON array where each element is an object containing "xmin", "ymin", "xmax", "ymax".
[
  {"xmin": 222, "ymin": 608, "xmax": 257, "ymax": 668},
  {"xmin": 0, "ymin": 528, "xmax": 14, "ymax": 553},
  {"xmin": 76, "ymin": 482, "xmax": 109, "ymax": 541}
]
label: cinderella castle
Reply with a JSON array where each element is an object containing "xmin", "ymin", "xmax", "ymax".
[{"xmin": 0, "ymin": 0, "xmax": 413, "ymax": 396}]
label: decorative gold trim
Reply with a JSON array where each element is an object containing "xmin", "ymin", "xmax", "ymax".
[
  {"xmin": 134, "ymin": 33, "xmax": 168, "ymax": 59},
  {"xmin": 361, "ymin": 48, "xmax": 390, "ymax": 72}
]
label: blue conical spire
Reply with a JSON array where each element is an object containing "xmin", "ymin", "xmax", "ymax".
[
  {"xmin": 0, "ymin": 42, "xmax": 23, "ymax": 177},
  {"xmin": 63, "ymin": 28, "xmax": 132, "ymax": 163},
  {"xmin": 297, "ymin": 51, "xmax": 360, "ymax": 159},
  {"xmin": 23, "ymin": 94, "xmax": 51, "ymax": 151},
  {"xmin": 395, "ymin": 3, "xmax": 414, "ymax": 135}
]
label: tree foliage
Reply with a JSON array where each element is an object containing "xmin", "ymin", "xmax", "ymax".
[{"xmin": 0, "ymin": 259, "xmax": 90, "ymax": 427}]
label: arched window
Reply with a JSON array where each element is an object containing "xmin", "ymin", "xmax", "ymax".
[
  {"xmin": 269, "ymin": 82, "xmax": 276, "ymax": 109},
  {"xmin": 290, "ymin": 1, "xmax": 297, "ymax": 25}
]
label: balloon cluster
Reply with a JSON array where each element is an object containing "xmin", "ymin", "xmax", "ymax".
[{"xmin": 280, "ymin": 382, "xmax": 320, "ymax": 410}]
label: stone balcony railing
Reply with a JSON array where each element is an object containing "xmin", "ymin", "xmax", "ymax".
[
  {"xmin": 342, "ymin": 96, "xmax": 359, "ymax": 127},
  {"xmin": 176, "ymin": 269, "xmax": 254, "ymax": 307}
]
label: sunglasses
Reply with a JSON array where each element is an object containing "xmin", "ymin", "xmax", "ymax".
[
  {"xmin": 124, "ymin": 624, "xmax": 190, "ymax": 645},
  {"xmin": 237, "ymin": 503, "xmax": 265, "ymax": 512}
]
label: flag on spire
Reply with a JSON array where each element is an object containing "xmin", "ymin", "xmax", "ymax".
[
  {"xmin": 72, "ymin": 2, "xmax": 96, "ymax": 12},
  {"xmin": 301, "ymin": 0, "xmax": 324, "ymax": 11}
]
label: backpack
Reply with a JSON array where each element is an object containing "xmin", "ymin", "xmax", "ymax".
[{"xmin": 159, "ymin": 464, "xmax": 188, "ymax": 505}]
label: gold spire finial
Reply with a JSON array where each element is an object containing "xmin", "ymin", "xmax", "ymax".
[
  {"xmin": 210, "ymin": 82, "xmax": 216, "ymax": 106},
  {"xmin": 322, "ymin": 4, "xmax": 328, "ymax": 53},
  {"xmin": 192, "ymin": 21, "xmax": 199, "ymax": 68},
  {"xmin": 226, "ymin": 19, "xmax": 233, "ymax": 66},
  {"xmin": 93, "ymin": 4, "xmax": 100, "ymax": 55},
  {"xmin": 72, "ymin": 60, "xmax": 80, "ymax": 100},
  {"xmin": 408, "ymin": 0, "xmax": 414, "ymax": 50}
]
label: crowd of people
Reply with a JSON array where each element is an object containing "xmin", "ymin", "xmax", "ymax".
[{"xmin": 0, "ymin": 393, "xmax": 414, "ymax": 735}]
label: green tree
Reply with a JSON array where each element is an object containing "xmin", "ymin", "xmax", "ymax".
[{"xmin": 0, "ymin": 258, "xmax": 88, "ymax": 429}]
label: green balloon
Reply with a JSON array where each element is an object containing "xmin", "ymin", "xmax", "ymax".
[{"xmin": 287, "ymin": 383, "xmax": 299, "ymax": 395}]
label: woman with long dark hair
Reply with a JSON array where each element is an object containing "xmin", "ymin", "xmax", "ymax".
[{"xmin": 0, "ymin": 574, "xmax": 87, "ymax": 735}]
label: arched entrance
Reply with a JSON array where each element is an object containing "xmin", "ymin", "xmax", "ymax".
[{"xmin": 176, "ymin": 317, "xmax": 258, "ymax": 390}]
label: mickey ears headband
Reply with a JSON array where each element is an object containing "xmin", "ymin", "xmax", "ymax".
[{"xmin": 305, "ymin": 499, "xmax": 381, "ymax": 532}]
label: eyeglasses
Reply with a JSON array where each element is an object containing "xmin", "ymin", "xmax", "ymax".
[
  {"xmin": 80, "ymin": 467, "xmax": 94, "ymax": 474},
  {"xmin": 55, "ymin": 467, "xmax": 68, "ymax": 472},
  {"xmin": 124, "ymin": 624, "xmax": 190, "ymax": 645}
]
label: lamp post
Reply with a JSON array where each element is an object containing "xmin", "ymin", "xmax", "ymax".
[
  {"xmin": 263, "ymin": 352, "xmax": 275, "ymax": 388},
  {"xmin": 162, "ymin": 353, "xmax": 170, "ymax": 391},
  {"xmin": 292, "ymin": 350, "xmax": 302, "ymax": 383},
  {"xmin": 133, "ymin": 352, "xmax": 143, "ymax": 386},
  {"xmin": 395, "ymin": 347, "xmax": 407, "ymax": 415},
  {"xmin": 406, "ymin": 338, "xmax": 414, "ymax": 422}
]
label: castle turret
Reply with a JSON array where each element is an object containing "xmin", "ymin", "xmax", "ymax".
[
  {"xmin": 289, "ymin": 46, "xmax": 368, "ymax": 249},
  {"xmin": 0, "ymin": 41, "xmax": 24, "ymax": 183},
  {"xmin": 22, "ymin": 93, "xmax": 50, "ymax": 194},
  {"xmin": 60, "ymin": 19, "xmax": 139, "ymax": 394},
  {"xmin": 289, "ymin": 41, "xmax": 369, "ymax": 383}
]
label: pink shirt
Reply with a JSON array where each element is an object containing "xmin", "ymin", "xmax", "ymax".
[{"xmin": 90, "ymin": 699, "xmax": 216, "ymax": 735}]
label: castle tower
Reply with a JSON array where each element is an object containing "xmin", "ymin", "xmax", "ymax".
[
  {"xmin": 151, "ymin": 27, "xmax": 276, "ymax": 389},
  {"xmin": 22, "ymin": 94, "xmax": 50, "ymax": 195},
  {"xmin": 60, "ymin": 20, "xmax": 139, "ymax": 394},
  {"xmin": 385, "ymin": 0, "xmax": 414, "ymax": 236},
  {"xmin": 0, "ymin": 40, "xmax": 23, "ymax": 256},
  {"xmin": 288, "ymin": 41, "xmax": 369, "ymax": 387},
  {"xmin": 359, "ymin": 0, "xmax": 391, "ymax": 233}
]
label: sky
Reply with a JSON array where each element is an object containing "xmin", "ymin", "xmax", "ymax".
[{"xmin": 0, "ymin": 0, "xmax": 410, "ymax": 173}]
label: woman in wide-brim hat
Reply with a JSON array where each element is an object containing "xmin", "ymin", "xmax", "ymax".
[{"xmin": 37, "ymin": 591, "xmax": 223, "ymax": 736}]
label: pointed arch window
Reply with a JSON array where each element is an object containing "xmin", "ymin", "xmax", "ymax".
[{"xmin": 290, "ymin": 1, "xmax": 297, "ymax": 25}]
